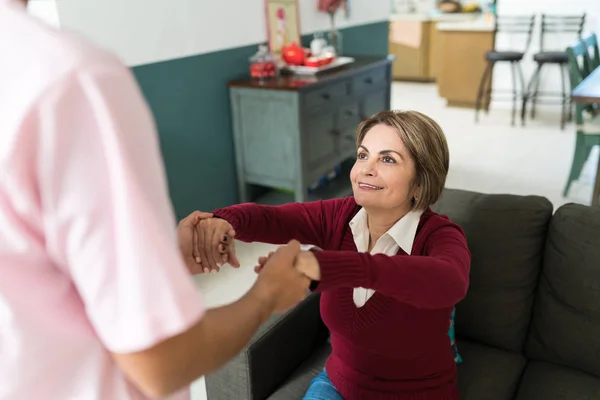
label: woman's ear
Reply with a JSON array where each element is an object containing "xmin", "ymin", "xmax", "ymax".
[{"xmin": 414, "ymin": 184, "xmax": 422, "ymax": 199}]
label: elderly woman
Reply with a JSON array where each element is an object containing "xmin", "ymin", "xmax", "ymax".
[{"xmin": 190, "ymin": 110, "xmax": 470, "ymax": 400}]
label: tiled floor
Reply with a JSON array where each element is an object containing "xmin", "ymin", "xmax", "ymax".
[{"xmin": 190, "ymin": 81, "xmax": 598, "ymax": 400}]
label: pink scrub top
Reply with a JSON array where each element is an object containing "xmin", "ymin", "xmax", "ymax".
[{"xmin": 0, "ymin": 1, "xmax": 205, "ymax": 399}]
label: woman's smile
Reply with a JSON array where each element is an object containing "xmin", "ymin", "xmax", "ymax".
[{"xmin": 357, "ymin": 182, "xmax": 384, "ymax": 191}]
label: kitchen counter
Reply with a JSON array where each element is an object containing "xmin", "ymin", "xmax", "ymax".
[
  {"xmin": 388, "ymin": 12, "xmax": 495, "ymax": 84},
  {"xmin": 437, "ymin": 17, "xmax": 495, "ymax": 31},
  {"xmin": 436, "ymin": 22, "xmax": 495, "ymax": 107},
  {"xmin": 390, "ymin": 12, "xmax": 481, "ymax": 22}
]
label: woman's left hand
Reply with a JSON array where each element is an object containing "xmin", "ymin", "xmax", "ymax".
[
  {"xmin": 194, "ymin": 217, "xmax": 240, "ymax": 273},
  {"xmin": 177, "ymin": 211, "xmax": 214, "ymax": 274}
]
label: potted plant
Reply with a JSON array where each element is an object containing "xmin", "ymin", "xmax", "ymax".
[{"xmin": 317, "ymin": 0, "xmax": 348, "ymax": 56}]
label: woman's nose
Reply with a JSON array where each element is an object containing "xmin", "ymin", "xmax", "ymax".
[{"xmin": 361, "ymin": 160, "xmax": 377, "ymax": 176}]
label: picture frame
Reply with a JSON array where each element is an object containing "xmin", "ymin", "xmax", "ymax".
[{"xmin": 264, "ymin": 0, "xmax": 301, "ymax": 55}]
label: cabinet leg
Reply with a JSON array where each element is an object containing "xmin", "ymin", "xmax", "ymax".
[
  {"xmin": 238, "ymin": 181, "xmax": 249, "ymax": 203},
  {"xmin": 293, "ymin": 181, "xmax": 307, "ymax": 203}
]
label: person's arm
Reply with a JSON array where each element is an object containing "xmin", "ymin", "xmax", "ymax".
[
  {"xmin": 35, "ymin": 57, "xmax": 306, "ymax": 398},
  {"xmin": 310, "ymin": 223, "xmax": 470, "ymax": 309},
  {"xmin": 112, "ymin": 287, "xmax": 270, "ymax": 397},
  {"xmin": 113, "ymin": 240, "xmax": 307, "ymax": 398},
  {"xmin": 212, "ymin": 198, "xmax": 353, "ymax": 249}
]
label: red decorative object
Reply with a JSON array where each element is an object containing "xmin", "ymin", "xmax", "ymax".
[
  {"xmin": 249, "ymin": 45, "xmax": 278, "ymax": 81},
  {"xmin": 281, "ymin": 41, "xmax": 305, "ymax": 66},
  {"xmin": 304, "ymin": 54, "xmax": 335, "ymax": 68},
  {"xmin": 317, "ymin": 0, "xmax": 347, "ymax": 14},
  {"xmin": 250, "ymin": 61, "xmax": 277, "ymax": 79}
]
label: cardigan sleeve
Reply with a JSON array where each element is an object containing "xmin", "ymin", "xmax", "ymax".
[
  {"xmin": 212, "ymin": 198, "xmax": 352, "ymax": 249},
  {"xmin": 311, "ymin": 223, "xmax": 471, "ymax": 309}
]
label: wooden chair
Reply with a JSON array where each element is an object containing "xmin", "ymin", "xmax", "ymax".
[
  {"xmin": 563, "ymin": 40, "xmax": 600, "ymax": 197},
  {"xmin": 581, "ymin": 33, "xmax": 600, "ymax": 75}
]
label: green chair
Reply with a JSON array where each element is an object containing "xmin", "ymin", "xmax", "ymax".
[
  {"xmin": 581, "ymin": 33, "xmax": 600, "ymax": 74},
  {"xmin": 563, "ymin": 40, "xmax": 600, "ymax": 197}
]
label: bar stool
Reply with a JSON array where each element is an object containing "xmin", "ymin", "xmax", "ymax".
[
  {"xmin": 521, "ymin": 13, "xmax": 586, "ymax": 130},
  {"xmin": 475, "ymin": 15, "xmax": 536, "ymax": 126}
]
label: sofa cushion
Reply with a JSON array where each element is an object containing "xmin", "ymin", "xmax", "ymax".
[
  {"xmin": 515, "ymin": 361, "xmax": 600, "ymax": 400},
  {"xmin": 525, "ymin": 203, "xmax": 600, "ymax": 377},
  {"xmin": 432, "ymin": 189, "xmax": 553, "ymax": 352},
  {"xmin": 206, "ymin": 293, "xmax": 329, "ymax": 400},
  {"xmin": 268, "ymin": 344, "xmax": 331, "ymax": 400},
  {"xmin": 456, "ymin": 339, "xmax": 526, "ymax": 400}
]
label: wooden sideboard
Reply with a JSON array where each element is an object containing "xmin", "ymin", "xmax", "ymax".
[{"xmin": 228, "ymin": 56, "xmax": 394, "ymax": 204}]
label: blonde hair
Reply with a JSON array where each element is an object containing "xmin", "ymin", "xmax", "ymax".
[{"xmin": 356, "ymin": 110, "xmax": 449, "ymax": 210}]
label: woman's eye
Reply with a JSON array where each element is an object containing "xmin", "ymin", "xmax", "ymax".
[
  {"xmin": 382, "ymin": 156, "xmax": 395, "ymax": 163},
  {"xmin": 357, "ymin": 152, "xmax": 367, "ymax": 160}
]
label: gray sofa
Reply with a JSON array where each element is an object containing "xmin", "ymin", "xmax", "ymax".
[{"xmin": 205, "ymin": 188, "xmax": 600, "ymax": 400}]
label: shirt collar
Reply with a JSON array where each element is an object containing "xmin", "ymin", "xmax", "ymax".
[{"xmin": 349, "ymin": 208, "xmax": 424, "ymax": 255}]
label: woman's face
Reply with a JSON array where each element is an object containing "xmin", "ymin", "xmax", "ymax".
[{"xmin": 350, "ymin": 124, "xmax": 419, "ymax": 211}]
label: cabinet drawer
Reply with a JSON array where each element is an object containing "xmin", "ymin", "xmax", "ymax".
[
  {"xmin": 353, "ymin": 67, "xmax": 387, "ymax": 95},
  {"xmin": 361, "ymin": 90, "xmax": 389, "ymax": 119},
  {"xmin": 336, "ymin": 103, "xmax": 361, "ymax": 159},
  {"xmin": 303, "ymin": 112, "xmax": 340, "ymax": 185},
  {"xmin": 304, "ymin": 81, "xmax": 349, "ymax": 113},
  {"xmin": 338, "ymin": 102, "xmax": 362, "ymax": 130}
]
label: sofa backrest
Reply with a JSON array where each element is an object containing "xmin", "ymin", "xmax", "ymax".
[
  {"xmin": 525, "ymin": 203, "xmax": 600, "ymax": 377},
  {"xmin": 432, "ymin": 189, "xmax": 553, "ymax": 352}
]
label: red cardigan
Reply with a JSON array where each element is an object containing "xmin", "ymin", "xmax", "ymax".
[{"xmin": 213, "ymin": 196, "xmax": 470, "ymax": 400}]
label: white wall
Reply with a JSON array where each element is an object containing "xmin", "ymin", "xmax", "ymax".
[
  {"xmin": 492, "ymin": 0, "xmax": 599, "ymax": 104},
  {"xmin": 56, "ymin": 0, "xmax": 391, "ymax": 67},
  {"xmin": 27, "ymin": 0, "xmax": 60, "ymax": 27}
]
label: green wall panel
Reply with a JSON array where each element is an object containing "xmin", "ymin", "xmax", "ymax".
[{"xmin": 133, "ymin": 21, "xmax": 389, "ymax": 220}]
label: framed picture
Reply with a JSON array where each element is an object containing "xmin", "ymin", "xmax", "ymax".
[{"xmin": 265, "ymin": 0, "xmax": 301, "ymax": 55}]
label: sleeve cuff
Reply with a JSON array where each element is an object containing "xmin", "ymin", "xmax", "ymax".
[
  {"xmin": 311, "ymin": 250, "xmax": 368, "ymax": 292},
  {"xmin": 212, "ymin": 207, "xmax": 241, "ymax": 233}
]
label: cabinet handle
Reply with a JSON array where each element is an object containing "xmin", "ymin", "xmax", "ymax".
[
  {"xmin": 321, "ymin": 93, "xmax": 331, "ymax": 100},
  {"xmin": 364, "ymin": 77, "xmax": 374, "ymax": 84}
]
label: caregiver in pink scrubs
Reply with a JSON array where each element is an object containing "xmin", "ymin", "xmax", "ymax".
[{"xmin": 0, "ymin": 1, "xmax": 310, "ymax": 399}]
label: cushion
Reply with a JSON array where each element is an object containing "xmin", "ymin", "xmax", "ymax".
[
  {"xmin": 268, "ymin": 344, "xmax": 331, "ymax": 400},
  {"xmin": 432, "ymin": 189, "xmax": 553, "ymax": 352},
  {"xmin": 206, "ymin": 294, "xmax": 328, "ymax": 400},
  {"xmin": 525, "ymin": 203, "xmax": 600, "ymax": 377},
  {"xmin": 515, "ymin": 361, "xmax": 600, "ymax": 400},
  {"xmin": 456, "ymin": 339, "xmax": 527, "ymax": 400}
]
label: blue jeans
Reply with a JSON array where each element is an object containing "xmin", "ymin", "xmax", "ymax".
[{"xmin": 302, "ymin": 370, "xmax": 344, "ymax": 400}]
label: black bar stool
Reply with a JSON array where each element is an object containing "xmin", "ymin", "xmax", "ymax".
[
  {"xmin": 475, "ymin": 15, "xmax": 536, "ymax": 126},
  {"xmin": 521, "ymin": 13, "xmax": 586, "ymax": 130}
]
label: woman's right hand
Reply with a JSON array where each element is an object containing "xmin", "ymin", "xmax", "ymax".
[{"xmin": 194, "ymin": 217, "xmax": 240, "ymax": 273}]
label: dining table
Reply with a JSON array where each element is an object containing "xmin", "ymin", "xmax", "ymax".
[{"xmin": 571, "ymin": 66, "xmax": 600, "ymax": 206}]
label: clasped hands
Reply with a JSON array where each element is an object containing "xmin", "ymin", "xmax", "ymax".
[{"xmin": 177, "ymin": 211, "xmax": 321, "ymax": 281}]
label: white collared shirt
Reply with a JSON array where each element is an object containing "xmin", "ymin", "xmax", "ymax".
[{"xmin": 349, "ymin": 208, "xmax": 424, "ymax": 307}]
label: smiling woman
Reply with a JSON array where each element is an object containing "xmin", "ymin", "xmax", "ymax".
[
  {"xmin": 353, "ymin": 110, "xmax": 449, "ymax": 215},
  {"xmin": 185, "ymin": 109, "xmax": 469, "ymax": 400}
]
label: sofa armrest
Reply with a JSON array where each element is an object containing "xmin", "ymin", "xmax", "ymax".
[{"xmin": 205, "ymin": 293, "xmax": 329, "ymax": 400}]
